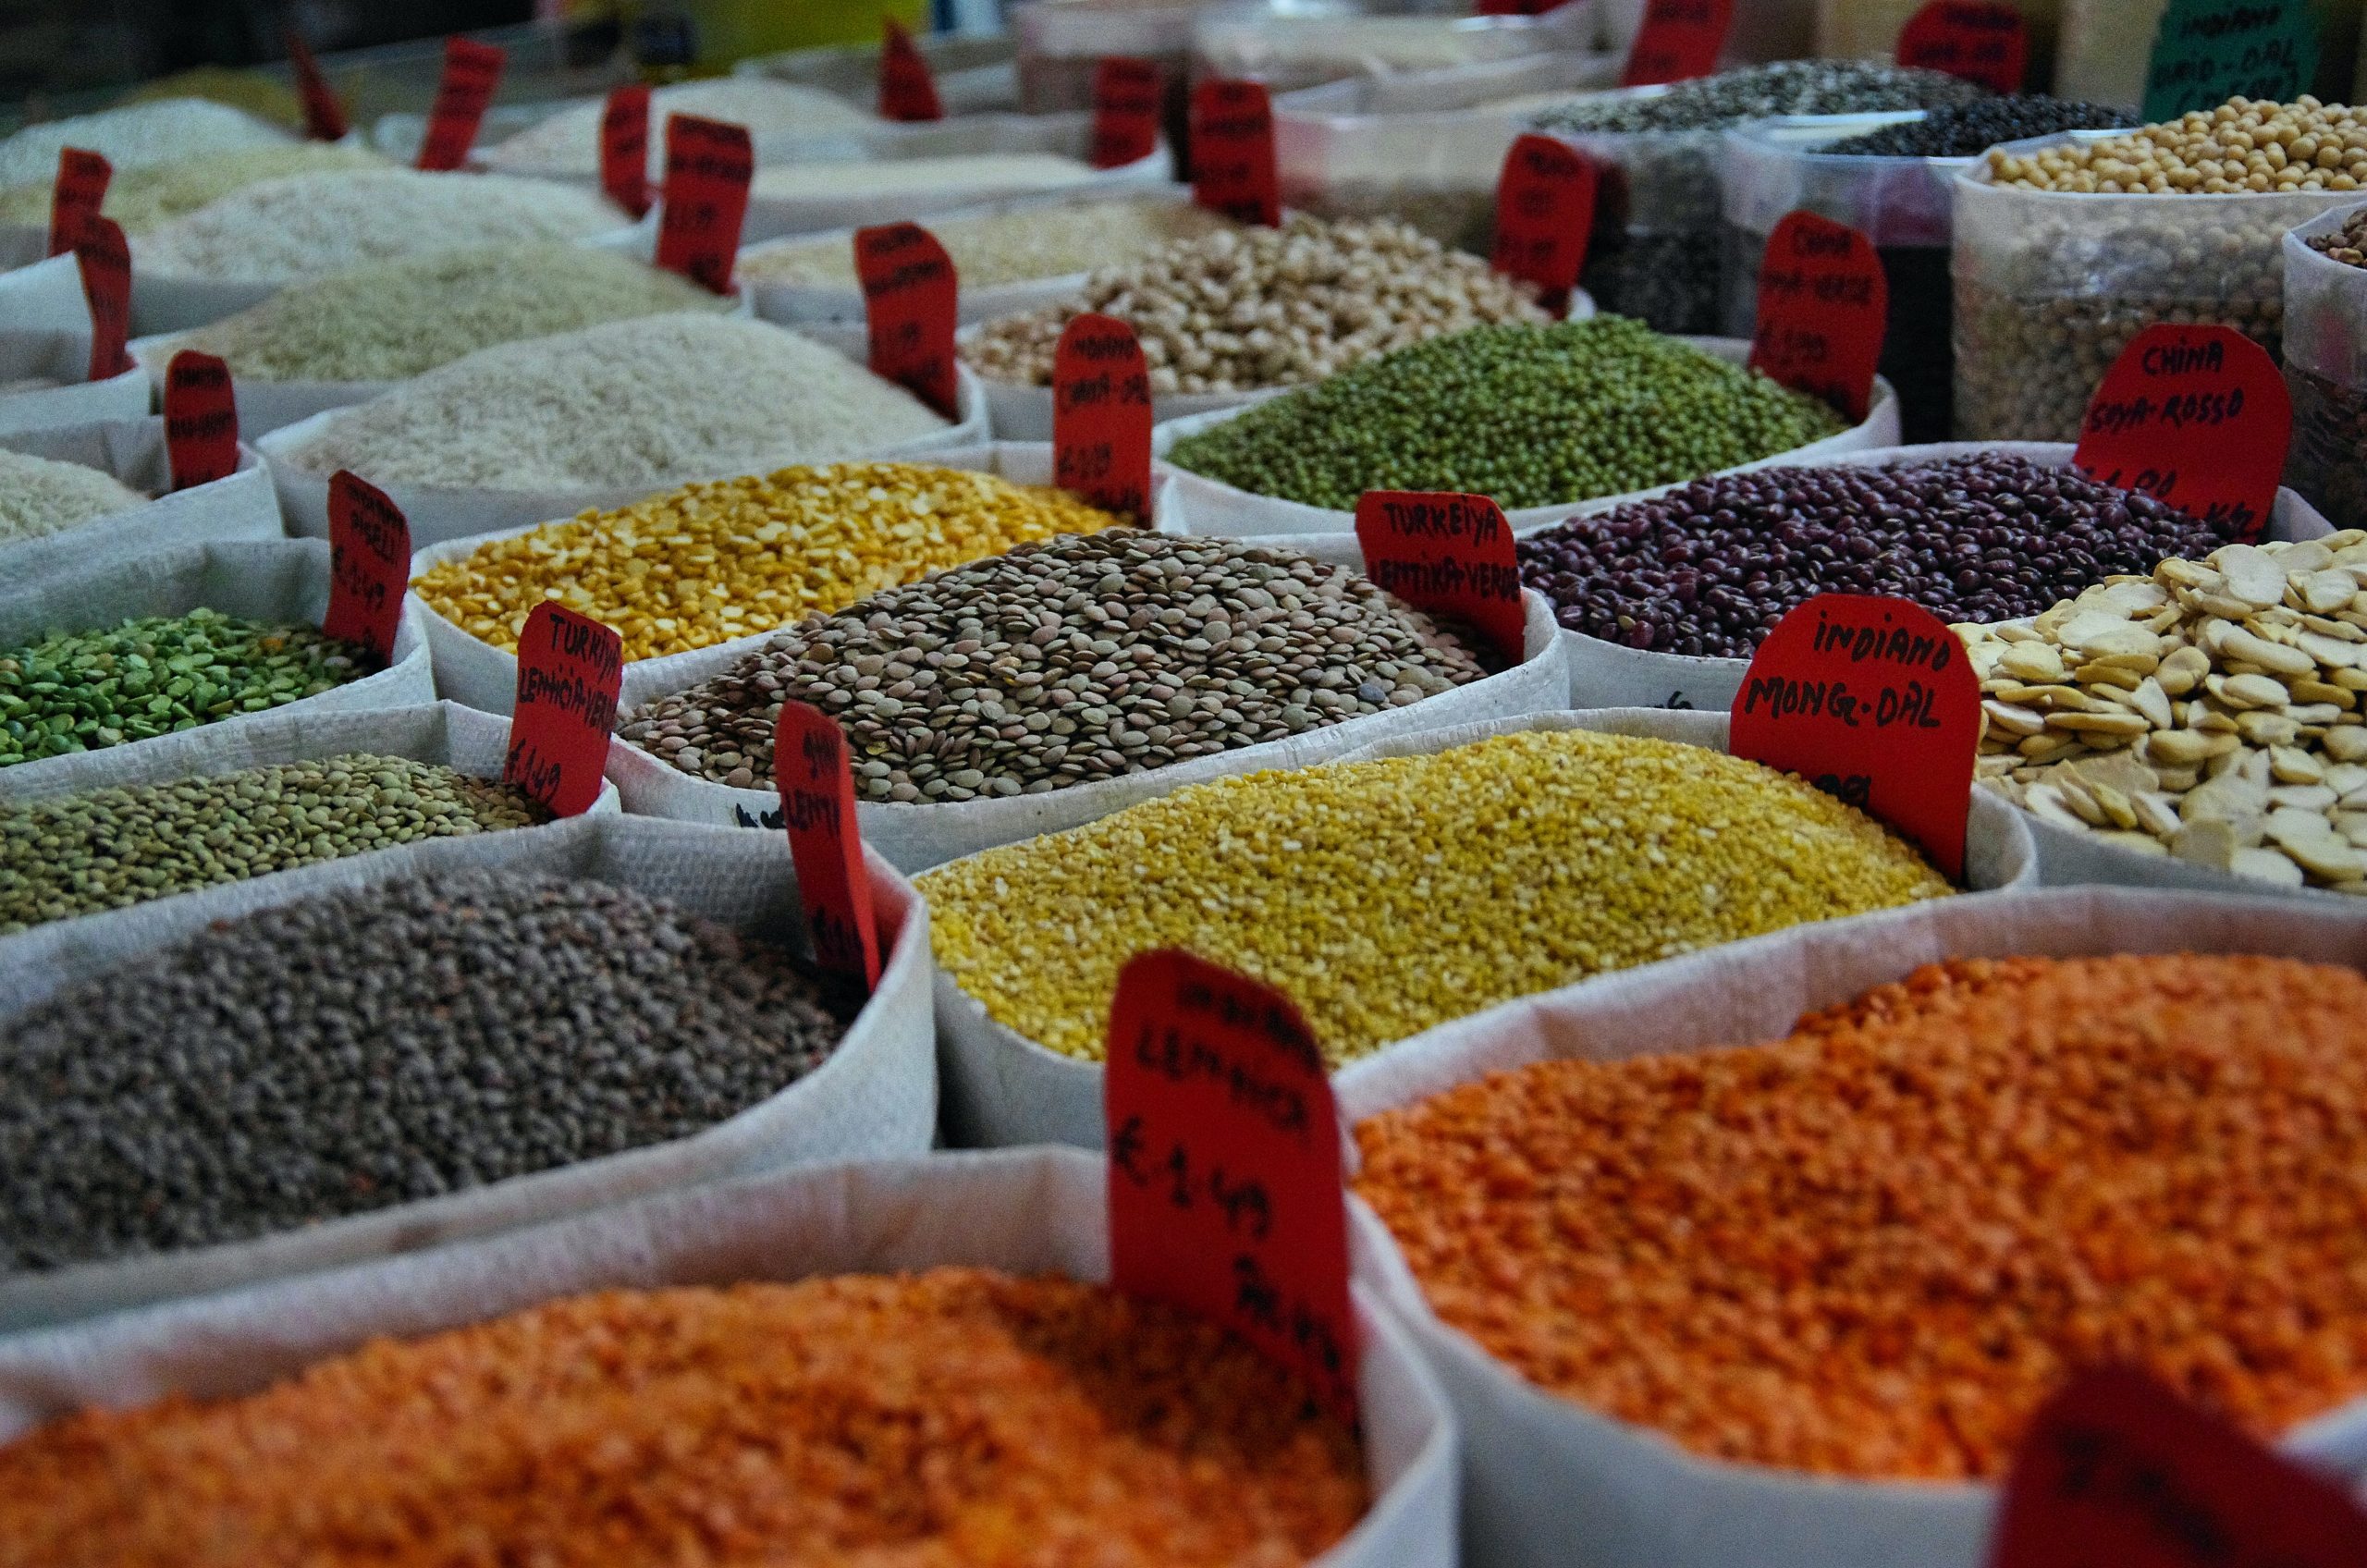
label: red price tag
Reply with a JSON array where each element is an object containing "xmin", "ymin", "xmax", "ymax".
[
  {"xmin": 1491, "ymin": 134, "xmax": 1597, "ymax": 317},
  {"xmin": 286, "ymin": 30, "xmax": 349, "ymax": 141},
  {"xmin": 1896, "ymin": 0, "xmax": 2030, "ymax": 94},
  {"xmin": 1104, "ymin": 950, "xmax": 1357, "ymax": 1421},
  {"xmin": 163, "ymin": 349, "xmax": 239, "ymax": 492},
  {"xmin": 504, "ymin": 602, "xmax": 621, "ymax": 818},
  {"xmin": 1748, "ymin": 210, "xmax": 1887, "ymax": 424},
  {"xmin": 599, "ymin": 85, "xmax": 651, "ymax": 220},
  {"xmin": 72, "ymin": 216, "xmax": 129, "ymax": 383},
  {"xmin": 414, "ymin": 36, "xmax": 505, "ymax": 171},
  {"xmin": 1353, "ymin": 490, "xmax": 1527, "ymax": 666},
  {"xmin": 1730, "ymin": 592, "xmax": 1979, "ymax": 882},
  {"xmin": 1054, "ymin": 312, "xmax": 1153, "ymax": 521},
  {"xmin": 324, "ymin": 470, "xmax": 411, "ymax": 666},
  {"xmin": 773, "ymin": 700, "xmax": 884, "ymax": 991},
  {"xmin": 655, "ymin": 115, "xmax": 752, "ymax": 296},
  {"xmin": 878, "ymin": 18, "xmax": 945, "ymax": 122},
  {"xmin": 855, "ymin": 222, "xmax": 960, "ymax": 420},
  {"xmin": 2074, "ymin": 324, "xmax": 2290, "ymax": 543},
  {"xmin": 1621, "ymin": 0, "xmax": 1735, "ymax": 86},
  {"xmin": 1990, "ymin": 1368, "xmax": 2367, "ymax": 1568},
  {"xmin": 1090, "ymin": 57, "xmax": 1161, "ymax": 169},
  {"xmin": 1190, "ymin": 80, "xmax": 1280, "ymax": 227},
  {"xmin": 47, "ymin": 148, "xmax": 109, "ymax": 260}
]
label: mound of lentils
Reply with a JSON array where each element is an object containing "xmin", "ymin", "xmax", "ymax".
[
  {"xmin": 0, "ymin": 868, "xmax": 852, "ymax": 1273},
  {"xmin": 1518, "ymin": 455, "xmax": 2234, "ymax": 658},
  {"xmin": 1823, "ymin": 98, "xmax": 2140, "ymax": 159},
  {"xmin": 0, "ymin": 754, "xmax": 548, "ymax": 934},
  {"xmin": 1532, "ymin": 61, "xmax": 1988, "ymax": 136},
  {"xmin": 0, "ymin": 609, "xmax": 372, "ymax": 769},
  {"xmin": 619, "ymin": 533, "xmax": 1493, "ymax": 799},
  {"xmin": 1163, "ymin": 317, "xmax": 1848, "ymax": 513}
]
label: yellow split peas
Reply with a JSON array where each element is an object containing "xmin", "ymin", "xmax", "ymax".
[
  {"xmin": 920, "ymin": 729, "xmax": 1955, "ymax": 1065},
  {"xmin": 411, "ymin": 462, "xmax": 1124, "ymax": 662}
]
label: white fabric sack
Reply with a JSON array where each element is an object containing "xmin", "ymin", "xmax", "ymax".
[
  {"xmin": 1335, "ymin": 883, "xmax": 2367, "ymax": 1568},
  {"xmin": 126, "ymin": 330, "xmax": 391, "ymax": 441},
  {"xmin": 0, "ymin": 1145, "xmax": 1460, "ymax": 1568},
  {"xmin": 257, "ymin": 357, "xmax": 989, "ymax": 549},
  {"xmin": 932, "ymin": 704, "xmax": 2032, "ymax": 1150},
  {"xmin": 0, "ymin": 537, "xmax": 432, "ymax": 795},
  {"xmin": 2281, "ymin": 203, "xmax": 2367, "ymax": 529},
  {"xmin": 0, "ymin": 811, "xmax": 936, "ymax": 1332},
  {"xmin": 1151, "ymin": 337, "xmax": 1901, "ymax": 538},
  {"xmin": 741, "ymin": 144, "xmax": 1172, "ymax": 244},
  {"xmin": 0, "ymin": 416, "xmax": 280, "ymax": 585},
  {"xmin": 0, "ymin": 253, "xmax": 150, "ymax": 435}
]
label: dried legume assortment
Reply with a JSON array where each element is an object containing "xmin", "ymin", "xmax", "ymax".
[
  {"xmin": 416, "ymin": 462, "xmax": 1120, "ymax": 662},
  {"xmin": 1968, "ymin": 532, "xmax": 2367, "ymax": 890},
  {"xmin": 0, "ymin": 98, "xmax": 288, "ymax": 188},
  {"xmin": 1355, "ymin": 953, "xmax": 2367, "ymax": 1478},
  {"xmin": 920, "ymin": 728, "xmax": 1952, "ymax": 1064},
  {"xmin": 1822, "ymin": 97, "xmax": 2140, "ymax": 158},
  {"xmin": 0, "ymin": 609, "xmax": 371, "ymax": 769},
  {"xmin": 1163, "ymin": 318, "xmax": 1848, "ymax": 513},
  {"xmin": 1530, "ymin": 62, "xmax": 1989, "ymax": 136},
  {"xmin": 0, "ymin": 1268, "xmax": 1366, "ymax": 1566},
  {"xmin": 743, "ymin": 198, "xmax": 1233, "ymax": 291},
  {"xmin": 0, "ymin": 142, "xmax": 384, "ymax": 233},
  {"xmin": 0, "ymin": 450, "xmax": 143, "ymax": 545},
  {"xmin": 0, "ymin": 868, "xmax": 848, "ymax": 1270},
  {"xmin": 482, "ymin": 77, "xmax": 875, "ymax": 176},
  {"xmin": 2306, "ymin": 204, "xmax": 2367, "ymax": 265},
  {"xmin": 1988, "ymin": 96, "xmax": 2367, "ymax": 192},
  {"xmin": 619, "ymin": 532, "xmax": 1490, "ymax": 796},
  {"xmin": 1520, "ymin": 455, "xmax": 2233, "ymax": 658}
]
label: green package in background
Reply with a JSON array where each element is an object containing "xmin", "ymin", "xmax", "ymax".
[{"xmin": 2143, "ymin": 0, "xmax": 2322, "ymax": 121}]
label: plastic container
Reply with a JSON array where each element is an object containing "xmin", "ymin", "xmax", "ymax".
[
  {"xmin": 2055, "ymin": 0, "xmax": 2359, "ymax": 109},
  {"xmin": 1527, "ymin": 85, "xmax": 1731, "ymax": 332},
  {"xmin": 1012, "ymin": 0, "xmax": 1202, "ymax": 165},
  {"xmin": 732, "ymin": 31, "xmax": 1024, "ymax": 116},
  {"xmin": 1816, "ymin": 0, "xmax": 2058, "ymax": 85},
  {"xmin": 2282, "ymin": 202, "xmax": 2367, "ymax": 529},
  {"xmin": 1193, "ymin": 0, "xmax": 1597, "ymax": 98}
]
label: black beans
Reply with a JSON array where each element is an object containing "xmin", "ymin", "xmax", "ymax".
[{"xmin": 1823, "ymin": 99, "xmax": 2140, "ymax": 160}]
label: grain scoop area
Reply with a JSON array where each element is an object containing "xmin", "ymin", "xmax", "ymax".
[{"xmin": 14, "ymin": 3, "xmax": 2367, "ymax": 1563}]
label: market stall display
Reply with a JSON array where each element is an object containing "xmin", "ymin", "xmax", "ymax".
[
  {"xmin": 0, "ymin": 99, "xmax": 290, "ymax": 190},
  {"xmin": 0, "ymin": 142, "xmax": 386, "ymax": 268},
  {"xmin": 2283, "ymin": 200, "xmax": 2367, "ymax": 528},
  {"xmin": 479, "ymin": 78, "xmax": 877, "ymax": 178},
  {"xmin": 0, "ymin": 418, "xmax": 283, "ymax": 588}
]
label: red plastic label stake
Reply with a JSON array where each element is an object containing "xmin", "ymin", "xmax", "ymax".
[
  {"xmin": 1190, "ymin": 80, "xmax": 1280, "ymax": 227},
  {"xmin": 1053, "ymin": 312, "xmax": 1154, "ymax": 521},
  {"xmin": 599, "ymin": 84, "xmax": 651, "ymax": 219},
  {"xmin": 878, "ymin": 18, "xmax": 945, "ymax": 121},
  {"xmin": 1105, "ymin": 950, "xmax": 1358, "ymax": 1421},
  {"xmin": 73, "ymin": 216, "xmax": 130, "ymax": 383},
  {"xmin": 655, "ymin": 114, "xmax": 752, "ymax": 295},
  {"xmin": 505, "ymin": 603, "xmax": 621, "ymax": 818},
  {"xmin": 773, "ymin": 700, "xmax": 884, "ymax": 990},
  {"xmin": 2074, "ymin": 324, "xmax": 2290, "ymax": 543},
  {"xmin": 163, "ymin": 350, "xmax": 238, "ymax": 491},
  {"xmin": 1748, "ymin": 210, "xmax": 1887, "ymax": 423},
  {"xmin": 1730, "ymin": 593, "xmax": 1979, "ymax": 882},
  {"xmin": 1896, "ymin": 1, "xmax": 2030, "ymax": 94},
  {"xmin": 1353, "ymin": 491, "xmax": 1526, "ymax": 665},
  {"xmin": 1621, "ymin": 0, "xmax": 1735, "ymax": 86},
  {"xmin": 1990, "ymin": 1367, "xmax": 2367, "ymax": 1568},
  {"xmin": 286, "ymin": 30, "xmax": 349, "ymax": 141},
  {"xmin": 855, "ymin": 222, "xmax": 959, "ymax": 419},
  {"xmin": 1090, "ymin": 56, "xmax": 1161, "ymax": 169},
  {"xmin": 47, "ymin": 148, "xmax": 109, "ymax": 259},
  {"xmin": 324, "ymin": 471, "xmax": 411, "ymax": 666},
  {"xmin": 1491, "ymin": 133, "xmax": 1597, "ymax": 317},
  {"xmin": 414, "ymin": 37, "xmax": 505, "ymax": 171}
]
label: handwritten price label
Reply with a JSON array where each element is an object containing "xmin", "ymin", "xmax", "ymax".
[
  {"xmin": 47, "ymin": 148, "xmax": 109, "ymax": 259},
  {"xmin": 1190, "ymin": 80, "xmax": 1279, "ymax": 227},
  {"xmin": 878, "ymin": 18, "xmax": 946, "ymax": 121},
  {"xmin": 163, "ymin": 350, "xmax": 238, "ymax": 491},
  {"xmin": 655, "ymin": 115, "xmax": 752, "ymax": 296},
  {"xmin": 856, "ymin": 222, "xmax": 960, "ymax": 420},
  {"xmin": 1621, "ymin": 0, "xmax": 1735, "ymax": 86},
  {"xmin": 73, "ymin": 216, "xmax": 130, "ymax": 383},
  {"xmin": 2074, "ymin": 325, "xmax": 2289, "ymax": 543},
  {"xmin": 1989, "ymin": 1368, "xmax": 2367, "ymax": 1568},
  {"xmin": 1896, "ymin": 1, "xmax": 2029, "ymax": 93},
  {"xmin": 773, "ymin": 701, "xmax": 884, "ymax": 990},
  {"xmin": 599, "ymin": 85, "xmax": 651, "ymax": 219},
  {"xmin": 504, "ymin": 602, "xmax": 620, "ymax": 818},
  {"xmin": 1054, "ymin": 313, "xmax": 1154, "ymax": 521},
  {"xmin": 1353, "ymin": 490, "xmax": 1526, "ymax": 665},
  {"xmin": 1748, "ymin": 210, "xmax": 1887, "ymax": 424},
  {"xmin": 414, "ymin": 36, "xmax": 505, "ymax": 171},
  {"xmin": 324, "ymin": 471, "xmax": 411, "ymax": 666},
  {"xmin": 1491, "ymin": 134, "xmax": 1597, "ymax": 316},
  {"xmin": 1730, "ymin": 593, "xmax": 1979, "ymax": 881},
  {"xmin": 286, "ymin": 30, "xmax": 348, "ymax": 141},
  {"xmin": 2144, "ymin": 0, "xmax": 2318, "ymax": 122},
  {"xmin": 1105, "ymin": 950, "xmax": 1357, "ymax": 1421},
  {"xmin": 1090, "ymin": 57, "xmax": 1161, "ymax": 169}
]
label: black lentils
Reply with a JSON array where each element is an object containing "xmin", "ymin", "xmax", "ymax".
[
  {"xmin": 1823, "ymin": 99, "xmax": 2140, "ymax": 160},
  {"xmin": 1515, "ymin": 455, "xmax": 2235, "ymax": 658},
  {"xmin": 0, "ymin": 869, "xmax": 855, "ymax": 1273}
]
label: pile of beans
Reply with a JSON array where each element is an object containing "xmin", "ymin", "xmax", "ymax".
[
  {"xmin": 919, "ymin": 728, "xmax": 1952, "ymax": 1064},
  {"xmin": 1823, "ymin": 97, "xmax": 2140, "ymax": 158},
  {"xmin": 0, "ymin": 610, "xmax": 371, "ymax": 768},
  {"xmin": 1518, "ymin": 455, "xmax": 2233, "ymax": 658},
  {"xmin": 618, "ymin": 533, "xmax": 1491, "ymax": 798},
  {"xmin": 2290, "ymin": 206, "xmax": 2367, "ymax": 530},
  {"xmin": 412, "ymin": 463, "xmax": 1122, "ymax": 663},
  {"xmin": 1355, "ymin": 953, "xmax": 2367, "ymax": 1478},
  {"xmin": 1162, "ymin": 318, "xmax": 1847, "ymax": 513},
  {"xmin": 0, "ymin": 868, "xmax": 851, "ymax": 1271},
  {"xmin": 1987, "ymin": 96, "xmax": 2367, "ymax": 193},
  {"xmin": 2306, "ymin": 205, "xmax": 2367, "ymax": 264},
  {"xmin": 1531, "ymin": 62, "xmax": 1988, "ymax": 137},
  {"xmin": 1970, "ymin": 533, "xmax": 2367, "ymax": 891},
  {"xmin": 0, "ymin": 754, "xmax": 547, "ymax": 932}
]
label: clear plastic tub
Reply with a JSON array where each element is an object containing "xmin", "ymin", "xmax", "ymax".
[
  {"xmin": 1192, "ymin": 0, "xmax": 1597, "ymax": 98},
  {"xmin": 2282, "ymin": 201, "xmax": 2367, "ymax": 528},
  {"xmin": 731, "ymin": 31, "xmax": 1024, "ymax": 116},
  {"xmin": 1012, "ymin": 0, "xmax": 1202, "ymax": 168},
  {"xmin": 1531, "ymin": 86, "xmax": 1728, "ymax": 334}
]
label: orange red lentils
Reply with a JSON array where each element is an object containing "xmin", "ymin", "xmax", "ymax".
[
  {"xmin": 0, "ymin": 1268, "xmax": 1367, "ymax": 1566},
  {"xmin": 1354, "ymin": 953, "xmax": 2367, "ymax": 1480}
]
